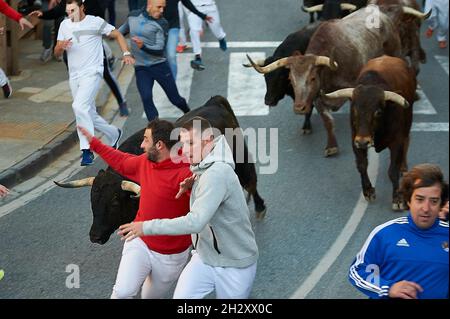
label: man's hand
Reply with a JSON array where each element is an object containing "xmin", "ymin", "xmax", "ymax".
[
  {"xmin": 175, "ymin": 174, "xmax": 197, "ymax": 199},
  {"xmin": 0, "ymin": 27, "xmax": 4, "ymax": 36},
  {"xmin": 389, "ymin": 281, "xmax": 423, "ymax": 299},
  {"xmin": 118, "ymin": 222, "xmax": 144, "ymax": 241},
  {"xmin": 204, "ymin": 15, "xmax": 213, "ymax": 23},
  {"xmin": 19, "ymin": 17, "xmax": 34, "ymax": 30},
  {"xmin": 57, "ymin": 38, "xmax": 73, "ymax": 51},
  {"xmin": 0, "ymin": 184, "xmax": 10, "ymax": 198},
  {"xmin": 131, "ymin": 36, "xmax": 144, "ymax": 49},
  {"xmin": 77, "ymin": 126, "xmax": 94, "ymax": 143},
  {"xmin": 29, "ymin": 10, "xmax": 43, "ymax": 18},
  {"xmin": 122, "ymin": 55, "xmax": 135, "ymax": 65}
]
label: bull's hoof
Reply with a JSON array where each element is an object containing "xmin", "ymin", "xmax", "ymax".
[
  {"xmin": 302, "ymin": 128, "xmax": 312, "ymax": 135},
  {"xmin": 364, "ymin": 190, "xmax": 376, "ymax": 202},
  {"xmin": 255, "ymin": 207, "xmax": 267, "ymax": 220},
  {"xmin": 324, "ymin": 147, "xmax": 339, "ymax": 157}
]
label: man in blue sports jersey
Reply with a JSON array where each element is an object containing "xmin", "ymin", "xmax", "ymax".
[{"xmin": 349, "ymin": 163, "xmax": 449, "ymax": 299}]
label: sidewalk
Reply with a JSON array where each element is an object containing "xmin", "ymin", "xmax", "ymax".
[{"xmin": 0, "ymin": 19, "xmax": 128, "ymax": 189}]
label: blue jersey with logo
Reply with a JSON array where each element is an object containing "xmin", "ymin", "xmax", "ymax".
[{"xmin": 349, "ymin": 214, "xmax": 449, "ymax": 299}]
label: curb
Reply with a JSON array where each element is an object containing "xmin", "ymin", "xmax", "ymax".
[{"xmin": 0, "ymin": 62, "xmax": 126, "ymax": 188}]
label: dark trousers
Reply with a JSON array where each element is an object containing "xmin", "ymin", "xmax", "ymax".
[
  {"xmin": 103, "ymin": 0, "xmax": 116, "ymax": 26},
  {"xmin": 128, "ymin": 0, "xmax": 146, "ymax": 11},
  {"xmin": 135, "ymin": 62, "xmax": 190, "ymax": 121}
]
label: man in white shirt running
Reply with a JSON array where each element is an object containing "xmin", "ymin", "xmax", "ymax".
[{"xmin": 54, "ymin": 0, "xmax": 135, "ymax": 166}]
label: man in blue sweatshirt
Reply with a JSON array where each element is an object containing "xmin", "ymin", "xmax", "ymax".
[
  {"xmin": 118, "ymin": 0, "xmax": 190, "ymax": 122},
  {"xmin": 349, "ymin": 163, "xmax": 449, "ymax": 299}
]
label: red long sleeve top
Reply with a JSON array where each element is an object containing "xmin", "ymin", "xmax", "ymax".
[
  {"xmin": 90, "ymin": 137, "xmax": 192, "ymax": 254},
  {"xmin": 0, "ymin": 0, "xmax": 22, "ymax": 22}
]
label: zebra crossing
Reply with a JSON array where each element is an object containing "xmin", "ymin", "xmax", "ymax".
[{"xmin": 112, "ymin": 44, "xmax": 445, "ymax": 132}]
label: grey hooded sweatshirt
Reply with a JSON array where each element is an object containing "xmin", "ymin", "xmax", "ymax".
[{"xmin": 143, "ymin": 135, "xmax": 259, "ymax": 268}]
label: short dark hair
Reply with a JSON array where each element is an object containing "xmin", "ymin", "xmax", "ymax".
[
  {"xmin": 146, "ymin": 119, "xmax": 177, "ymax": 149},
  {"xmin": 400, "ymin": 163, "xmax": 449, "ymax": 208},
  {"xmin": 180, "ymin": 116, "xmax": 213, "ymax": 133}
]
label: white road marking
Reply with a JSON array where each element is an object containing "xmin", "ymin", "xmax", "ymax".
[
  {"xmin": 28, "ymin": 80, "xmax": 71, "ymax": 103},
  {"xmin": 435, "ymin": 55, "xmax": 449, "ymax": 75},
  {"xmin": 142, "ymin": 54, "xmax": 195, "ymax": 119},
  {"xmin": 290, "ymin": 148, "xmax": 379, "ymax": 299},
  {"xmin": 411, "ymin": 122, "xmax": 449, "ymax": 132},
  {"xmin": 16, "ymin": 87, "xmax": 44, "ymax": 94},
  {"xmin": 184, "ymin": 41, "xmax": 281, "ymax": 48},
  {"xmin": 228, "ymin": 52, "xmax": 269, "ymax": 116}
]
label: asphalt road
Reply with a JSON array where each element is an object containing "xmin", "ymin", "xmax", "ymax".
[{"xmin": 0, "ymin": 0, "xmax": 448, "ymax": 299}]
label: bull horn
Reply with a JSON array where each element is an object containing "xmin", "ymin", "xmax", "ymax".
[
  {"xmin": 242, "ymin": 59, "xmax": 265, "ymax": 68},
  {"xmin": 384, "ymin": 91, "xmax": 410, "ymax": 108},
  {"xmin": 302, "ymin": 4, "xmax": 323, "ymax": 13},
  {"xmin": 246, "ymin": 54, "xmax": 289, "ymax": 74},
  {"xmin": 54, "ymin": 177, "xmax": 95, "ymax": 188},
  {"xmin": 403, "ymin": 6, "xmax": 431, "ymax": 20},
  {"xmin": 325, "ymin": 88, "xmax": 355, "ymax": 100},
  {"xmin": 340, "ymin": 3, "xmax": 357, "ymax": 11},
  {"xmin": 121, "ymin": 181, "xmax": 141, "ymax": 198},
  {"xmin": 315, "ymin": 56, "xmax": 338, "ymax": 71}
]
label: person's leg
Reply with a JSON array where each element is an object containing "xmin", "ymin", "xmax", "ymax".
[
  {"xmin": 69, "ymin": 76, "xmax": 95, "ymax": 151},
  {"xmin": 135, "ymin": 66, "xmax": 159, "ymax": 121},
  {"xmin": 214, "ymin": 262, "xmax": 257, "ymax": 299},
  {"xmin": 40, "ymin": 1, "xmax": 53, "ymax": 62},
  {"xmin": 111, "ymin": 238, "xmax": 153, "ymax": 299},
  {"xmin": 141, "ymin": 247, "xmax": 191, "ymax": 299},
  {"xmin": 187, "ymin": 13, "xmax": 203, "ymax": 57},
  {"xmin": 204, "ymin": 4, "xmax": 226, "ymax": 44},
  {"xmin": 0, "ymin": 68, "xmax": 12, "ymax": 98},
  {"xmin": 102, "ymin": 49, "xmax": 129, "ymax": 116},
  {"xmin": 424, "ymin": 0, "xmax": 437, "ymax": 36},
  {"xmin": 435, "ymin": 0, "xmax": 448, "ymax": 44},
  {"xmin": 154, "ymin": 62, "xmax": 190, "ymax": 113},
  {"xmin": 166, "ymin": 27, "xmax": 180, "ymax": 79},
  {"xmin": 177, "ymin": 2, "xmax": 187, "ymax": 50},
  {"xmin": 108, "ymin": 0, "xmax": 116, "ymax": 26},
  {"xmin": 173, "ymin": 252, "xmax": 215, "ymax": 299},
  {"xmin": 0, "ymin": 68, "xmax": 9, "ymax": 87}
]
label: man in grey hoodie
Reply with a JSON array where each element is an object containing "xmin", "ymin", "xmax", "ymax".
[{"xmin": 119, "ymin": 116, "xmax": 259, "ymax": 298}]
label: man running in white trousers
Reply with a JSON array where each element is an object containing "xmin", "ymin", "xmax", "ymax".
[
  {"xmin": 186, "ymin": 0, "xmax": 227, "ymax": 70},
  {"xmin": 118, "ymin": 117, "xmax": 259, "ymax": 299},
  {"xmin": 54, "ymin": 0, "xmax": 135, "ymax": 166}
]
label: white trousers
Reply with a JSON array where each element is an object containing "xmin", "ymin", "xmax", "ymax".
[
  {"xmin": 69, "ymin": 73, "xmax": 118, "ymax": 150},
  {"xmin": 173, "ymin": 251, "xmax": 257, "ymax": 299},
  {"xmin": 178, "ymin": 2, "xmax": 189, "ymax": 46},
  {"xmin": 0, "ymin": 68, "xmax": 8, "ymax": 86},
  {"xmin": 111, "ymin": 237, "xmax": 191, "ymax": 299},
  {"xmin": 425, "ymin": 0, "xmax": 449, "ymax": 41},
  {"xmin": 187, "ymin": 3, "xmax": 226, "ymax": 56}
]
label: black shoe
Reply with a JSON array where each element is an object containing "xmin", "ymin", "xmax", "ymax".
[
  {"xmin": 2, "ymin": 82, "xmax": 12, "ymax": 99},
  {"xmin": 190, "ymin": 57, "xmax": 205, "ymax": 71},
  {"xmin": 112, "ymin": 128, "xmax": 122, "ymax": 149},
  {"xmin": 119, "ymin": 102, "xmax": 129, "ymax": 117}
]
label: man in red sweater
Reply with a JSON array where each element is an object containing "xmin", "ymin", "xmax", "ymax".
[
  {"xmin": 1, "ymin": 0, "xmax": 34, "ymax": 98},
  {"xmin": 79, "ymin": 120, "xmax": 194, "ymax": 299}
]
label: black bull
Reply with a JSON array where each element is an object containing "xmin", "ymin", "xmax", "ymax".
[{"xmin": 55, "ymin": 96, "xmax": 267, "ymax": 244}]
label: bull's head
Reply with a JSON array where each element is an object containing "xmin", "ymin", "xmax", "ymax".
[
  {"xmin": 54, "ymin": 170, "xmax": 140, "ymax": 244},
  {"xmin": 246, "ymin": 53, "xmax": 338, "ymax": 114},
  {"xmin": 325, "ymin": 85, "xmax": 410, "ymax": 149},
  {"xmin": 244, "ymin": 56, "xmax": 291, "ymax": 106},
  {"xmin": 302, "ymin": 2, "xmax": 357, "ymax": 20}
]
